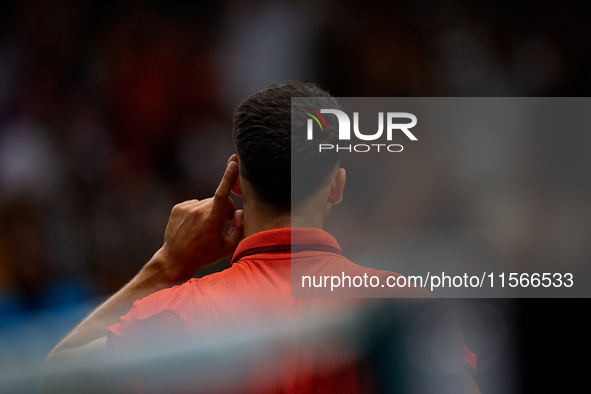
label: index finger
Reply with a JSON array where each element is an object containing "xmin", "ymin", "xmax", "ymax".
[{"xmin": 210, "ymin": 156, "xmax": 239, "ymax": 217}]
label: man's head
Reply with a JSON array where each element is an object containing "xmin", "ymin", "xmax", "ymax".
[{"xmin": 232, "ymin": 80, "xmax": 344, "ymax": 215}]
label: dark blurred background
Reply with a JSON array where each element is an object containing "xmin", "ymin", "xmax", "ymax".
[{"xmin": 0, "ymin": 0, "xmax": 589, "ymax": 392}]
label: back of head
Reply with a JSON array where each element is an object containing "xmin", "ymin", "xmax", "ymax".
[{"xmin": 232, "ymin": 80, "xmax": 341, "ymax": 210}]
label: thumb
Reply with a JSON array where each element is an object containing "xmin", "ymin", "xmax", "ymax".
[{"xmin": 222, "ymin": 210, "xmax": 244, "ymax": 254}]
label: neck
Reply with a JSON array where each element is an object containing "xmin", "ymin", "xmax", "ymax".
[
  {"xmin": 243, "ymin": 211, "xmax": 291, "ymax": 238},
  {"xmin": 242, "ymin": 200, "xmax": 325, "ymax": 238}
]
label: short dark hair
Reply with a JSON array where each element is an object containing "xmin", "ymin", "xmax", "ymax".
[{"xmin": 232, "ymin": 80, "xmax": 341, "ymax": 209}]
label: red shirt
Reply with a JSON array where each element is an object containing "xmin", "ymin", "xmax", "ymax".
[{"xmin": 108, "ymin": 227, "xmax": 475, "ymax": 393}]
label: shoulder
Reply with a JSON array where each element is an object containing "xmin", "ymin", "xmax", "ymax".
[
  {"xmin": 136, "ymin": 265, "xmax": 245, "ymax": 312},
  {"xmin": 106, "ymin": 279, "xmax": 201, "ymax": 350},
  {"xmin": 126, "ymin": 280, "xmax": 197, "ymax": 320},
  {"xmin": 108, "ymin": 267, "xmax": 242, "ymax": 336}
]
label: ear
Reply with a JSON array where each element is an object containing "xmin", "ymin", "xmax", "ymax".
[
  {"xmin": 229, "ymin": 154, "xmax": 242, "ymax": 196},
  {"xmin": 327, "ymin": 168, "xmax": 346, "ymax": 204}
]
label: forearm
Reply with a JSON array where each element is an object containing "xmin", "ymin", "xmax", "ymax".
[{"xmin": 48, "ymin": 251, "xmax": 174, "ymax": 355}]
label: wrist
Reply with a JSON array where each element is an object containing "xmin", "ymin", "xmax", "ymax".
[{"xmin": 141, "ymin": 247, "xmax": 192, "ymax": 286}]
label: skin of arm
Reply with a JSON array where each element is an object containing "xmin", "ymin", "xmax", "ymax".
[{"xmin": 40, "ymin": 156, "xmax": 244, "ymax": 393}]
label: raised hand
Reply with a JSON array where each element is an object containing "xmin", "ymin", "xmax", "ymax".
[{"xmin": 154, "ymin": 154, "xmax": 244, "ymax": 283}]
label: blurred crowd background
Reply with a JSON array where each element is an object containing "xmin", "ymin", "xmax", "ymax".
[{"xmin": 0, "ymin": 0, "xmax": 589, "ymax": 391}]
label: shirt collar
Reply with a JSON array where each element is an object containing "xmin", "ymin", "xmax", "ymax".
[{"xmin": 231, "ymin": 227, "xmax": 342, "ymax": 265}]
